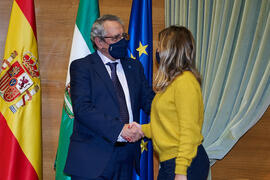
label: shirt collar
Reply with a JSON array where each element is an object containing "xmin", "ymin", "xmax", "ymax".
[{"xmin": 97, "ymin": 50, "xmax": 120, "ymax": 65}]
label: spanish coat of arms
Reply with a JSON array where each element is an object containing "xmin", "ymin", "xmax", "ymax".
[{"xmin": 0, "ymin": 51, "xmax": 40, "ymax": 113}]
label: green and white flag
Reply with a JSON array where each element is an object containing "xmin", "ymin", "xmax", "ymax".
[{"xmin": 55, "ymin": 1, "xmax": 99, "ymax": 179}]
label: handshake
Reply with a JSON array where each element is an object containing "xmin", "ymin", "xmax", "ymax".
[{"xmin": 121, "ymin": 122, "xmax": 144, "ymax": 142}]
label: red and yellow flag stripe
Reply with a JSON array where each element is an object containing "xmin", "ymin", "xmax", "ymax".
[{"xmin": 0, "ymin": 0, "xmax": 41, "ymax": 179}]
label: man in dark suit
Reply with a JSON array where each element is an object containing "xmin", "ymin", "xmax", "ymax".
[{"xmin": 64, "ymin": 14, "xmax": 155, "ymax": 180}]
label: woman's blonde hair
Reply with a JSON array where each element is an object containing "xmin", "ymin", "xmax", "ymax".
[{"xmin": 154, "ymin": 26, "xmax": 201, "ymax": 92}]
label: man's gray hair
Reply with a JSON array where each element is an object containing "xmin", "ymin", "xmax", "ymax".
[{"xmin": 91, "ymin": 14, "xmax": 124, "ymax": 49}]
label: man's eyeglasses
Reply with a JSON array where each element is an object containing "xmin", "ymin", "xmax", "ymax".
[{"xmin": 102, "ymin": 33, "xmax": 129, "ymax": 42}]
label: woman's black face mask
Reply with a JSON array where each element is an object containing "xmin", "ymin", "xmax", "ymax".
[{"xmin": 156, "ymin": 50, "xmax": 161, "ymax": 64}]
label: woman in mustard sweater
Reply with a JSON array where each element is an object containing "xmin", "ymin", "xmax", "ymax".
[{"xmin": 138, "ymin": 26, "xmax": 209, "ymax": 180}]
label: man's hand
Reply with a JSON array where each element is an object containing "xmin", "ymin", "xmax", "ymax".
[{"xmin": 121, "ymin": 122, "xmax": 144, "ymax": 142}]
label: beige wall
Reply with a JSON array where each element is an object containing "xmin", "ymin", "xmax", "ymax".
[{"xmin": 0, "ymin": 0, "xmax": 269, "ymax": 179}]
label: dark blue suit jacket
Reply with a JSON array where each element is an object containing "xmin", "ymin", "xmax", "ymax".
[{"xmin": 64, "ymin": 52, "xmax": 154, "ymax": 178}]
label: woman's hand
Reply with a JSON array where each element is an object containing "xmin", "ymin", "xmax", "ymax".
[
  {"xmin": 121, "ymin": 122, "xmax": 144, "ymax": 142},
  {"xmin": 175, "ymin": 174, "xmax": 187, "ymax": 180}
]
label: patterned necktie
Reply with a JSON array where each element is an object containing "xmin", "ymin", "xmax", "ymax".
[{"xmin": 106, "ymin": 62, "xmax": 129, "ymax": 124}]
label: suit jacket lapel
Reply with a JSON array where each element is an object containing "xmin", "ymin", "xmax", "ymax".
[
  {"xmin": 91, "ymin": 52, "xmax": 119, "ymax": 106},
  {"xmin": 121, "ymin": 59, "xmax": 135, "ymax": 112}
]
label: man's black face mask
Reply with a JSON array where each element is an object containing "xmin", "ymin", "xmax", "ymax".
[{"xmin": 108, "ymin": 38, "xmax": 129, "ymax": 59}]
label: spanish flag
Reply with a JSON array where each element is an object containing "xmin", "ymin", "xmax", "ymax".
[{"xmin": 0, "ymin": 0, "xmax": 42, "ymax": 179}]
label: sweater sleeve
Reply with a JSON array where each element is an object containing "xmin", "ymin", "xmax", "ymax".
[
  {"xmin": 141, "ymin": 123, "xmax": 152, "ymax": 139},
  {"xmin": 174, "ymin": 75, "xmax": 203, "ymax": 175}
]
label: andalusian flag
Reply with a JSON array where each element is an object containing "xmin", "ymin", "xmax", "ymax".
[
  {"xmin": 128, "ymin": 0, "xmax": 154, "ymax": 179},
  {"xmin": 54, "ymin": 0, "xmax": 99, "ymax": 179},
  {"xmin": 0, "ymin": 0, "xmax": 41, "ymax": 179}
]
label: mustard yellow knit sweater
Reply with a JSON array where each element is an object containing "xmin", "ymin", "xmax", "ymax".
[{"xmin": 142, "ymin": 71, "xmax": 204, "ymax": 175}]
